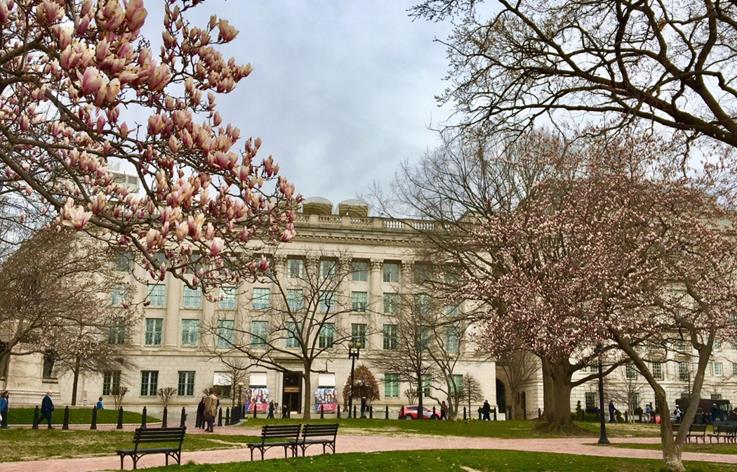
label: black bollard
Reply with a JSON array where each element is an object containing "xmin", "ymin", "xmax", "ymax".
[
  {"xmin": 463, "ymin": 406, "xmax": 467, "ymax": 421},
  {"xmin": 493, "ymin": 407, "xmax": 497, "ymax": 421},
  {"xmin": 62, "ymin": 406, "xmax": 70, "ymax": 430},
  {"xmin": 433, "ymin": 406, "xmax": 436, "ymax": 418},
  {"xmin": 253, "ymin": 405, "xmax": 257, "ymax": 419},
  {"xmin": 116, "ymin": 407, "xmax": 124, "ymax": 430},
  {"xmin": 625, "ymin": 411, "xmax": 629, "ymax": 423},
  {"xmin": 538, "ymin": 408, "xmax": 542, "ymax": 418},
  {"xmin": 162, "ymin": 407, "xmax": 168, "ymax": 428},
  {"xmin": 141, "ymin": 406, "xmax": 147, "ymax": 429},
  {"xmin": 320, "ymin": 403, "xmax": 324, "ymax": 419},
  {"xmin": 337, "ymin": 405, "xmax": 341, "ymax": 419},
  {"xmin": 225, "ymin": 407, "xmax": 230, "ymax": 425},
  {"xmin": 180, "ymin": 407, "xmax": 187, "ymax": 428},
  {"xmin": 217, "ymin": 407, "xmax": 223, "ymax": 427},
  {"xmin": 90, "ymin": 406, "xmax": 98, "ymax": 430},
  {"xmin": 369, "ymin": 406, "xmax": 373, "ymax": 419},
  {"xmin": 32, "ymin": 405, "xmax": 39, "ymax": 429},
  {"xmin": 353, "ymin": 405, "xmax": 357, "ymax": 419},
  {"xmin": 385, "ymin": 405, "xmax": 389, "ymax": 420}
]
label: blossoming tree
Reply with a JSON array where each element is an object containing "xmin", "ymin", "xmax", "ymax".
[{"xmin": 0, "ymin": 0, "xmax": 299, "ymax": 286}]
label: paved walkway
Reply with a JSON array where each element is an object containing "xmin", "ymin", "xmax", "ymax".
[{"xmin": 1, "ymin": 432, "xmax": 737, "ymax": 471}]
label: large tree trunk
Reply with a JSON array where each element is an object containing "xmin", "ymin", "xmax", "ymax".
[
  {"xmin": 653, "ymin": 387, "xmax": 684, "ymax": 472},
  {"xmin": 539, "ymin": 358, "xmax": 574, "ymax": 432},
  {"xmin": 70, "ymin": 357, "xmax": 81, "ymax": 406},
  {"xmin": 302, "ymin": 369, "xmax": 312, "ymax": 420}
]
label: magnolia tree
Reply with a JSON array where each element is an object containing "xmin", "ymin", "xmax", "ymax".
[{"xmin": 0, "ymin": 0, "xmax": 299, "ymax": 286}]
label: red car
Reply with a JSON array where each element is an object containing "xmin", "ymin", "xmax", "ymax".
[{"xmin": 400, "ymin": 405, "xmax": 440, "ymax": 420}]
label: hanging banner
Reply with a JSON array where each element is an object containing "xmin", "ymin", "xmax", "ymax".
[
  {"xmin": 314, "ymin": 387, "xmax": 337, "ymax": 413},
  {"xmin": 245, "ymin": 386, "xmax": 271, "ymax": 412}
]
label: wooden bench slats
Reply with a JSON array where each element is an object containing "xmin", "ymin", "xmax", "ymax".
[
  {"xmin": 246, "ymin": 424, "xmax": 301, "ymax": 461},
  {"xmin": 117, "ymin": 427, "xmax": 186, "ymax": 470},
  {"xmin": 297, "ymin": 424, "xmax": 339, "ymax": 456}
]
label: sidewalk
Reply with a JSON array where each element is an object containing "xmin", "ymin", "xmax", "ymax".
[{"xmin": 0, "ymin": 434, "xmax": 736, "ymax": 471}]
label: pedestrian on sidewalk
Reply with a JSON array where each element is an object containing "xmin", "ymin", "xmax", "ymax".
[
  {"xmin": 482, "ymin": 400, "xmax": 491, "ymax": 421},
  {"xmin": 0, "ymin": 391, "xmax": 8, "ymax": 428},
  {"xmin": 608, "ymin": 400, "xmax": 617, "ymax": 423},
  {"xmin": 267, "ymin": 400, "xmax": 275, "ymax": 419},
  {"xmin": 95, "ymin": 397, "xmax": 104, "ymax": 410},
  {"xmin": 196, "ymin": 395, "xmax": 206, "ymax": 429},
  {"xmin": 440, "ymin": 401, "xmax": 448, "ymax": 420},
  {"xmin": 204, "ymin": 389, "xmax": 218, "ymax": 432},
  {"xmin": 41, "ymin": 392, "xmax": 54, "ymax": 429}
]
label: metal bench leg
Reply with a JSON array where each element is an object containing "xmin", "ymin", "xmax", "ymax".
[
  {"xmin": 120, "ymin": 455, "xmax": 124, "ymax": 471},
  {"xmin": 261, "ymin": 448, "xmax": 265, "ymax": 461},
  {"xmin": 249, "ymin": 448, "xmax": 254, "ymax": 461}
]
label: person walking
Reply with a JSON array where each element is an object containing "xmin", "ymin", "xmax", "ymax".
[
  {"xmin": 40, "ymin": 392, "xmax": 54, "ymax": 429},
  {"xmin": 608, "ymin": 400, "xmax": 616, "ymax": 423},
  {"xmin": 0, "ymin": 391, "xmax": 8, "ymax": 428},
  {"xmin": 95, "ymin": 397, "xmax": 104, "ymax": 410},
  {"xmin": 267, "ymin": 400, "xmax": 275, "ymax": 419},
  {"xmin": 440, "ymin": 401, "xmax": 448, "ymax": 420},
  {"xmin": 204, "ymin": 389, "xmax": 218, "ymax": 432},
  {"xmin": 196, "ymin": 395, "xmax": 206, "ymax": 429},
  {"xmin": 482, "ymin": 400, "xmax": 491, "ymax": 421}
]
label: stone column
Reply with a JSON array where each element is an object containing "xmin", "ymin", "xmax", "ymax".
[
  {"xmin": 164, "ymin": 275, "xmax": 180, "ymax": 347},
  {"xmin": 401, "ymin": 260, "xmax": 414, "ymax": 293},
  {"xmin": 369, "ymin": 259, "xmax": 383, "ymax": 311}
]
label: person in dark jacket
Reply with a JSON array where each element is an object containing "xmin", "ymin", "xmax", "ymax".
[
  {"xmin": 40, "ymin": 392, "xmax": 54, "ymax": 428},
  {"xmin": 608, "ymin": 400, "xmax": 617, "ymax": 423},
  {"xmin": 0, "ymin": 391, "xmax": 8, "ymax": 428},
  {"xmin": 482, "ymin": 400, "xmax": 491, "ymax": 421},
  {"xmin": 196, "ymin": 395, "xmax": 206, "ymax": 429},
  {"xmin": 267, "ymin": 400, "xmax": 275, "ymax": 419},
  {"xmin": 95, "ymin": 397, "xmax": 104, "ymax": 410}
]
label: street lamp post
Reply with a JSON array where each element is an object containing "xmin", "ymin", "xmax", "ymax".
[
  {"xmin": 348, "ymin": 344, "xmax": 360, "ymax": 419},
  {"xmin": 597, "ymin": 350, "xmax": 610, "ymax": 445}
]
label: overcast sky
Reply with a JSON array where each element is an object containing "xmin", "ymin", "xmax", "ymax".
[{"xmin": 145, "ymin": 0, "xmax": 454, "ymax": 205}]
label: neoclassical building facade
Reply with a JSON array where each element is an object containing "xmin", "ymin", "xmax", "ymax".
[{"xmin": 0, "ymin": 197, "xmax": 505, "ymax": 417}]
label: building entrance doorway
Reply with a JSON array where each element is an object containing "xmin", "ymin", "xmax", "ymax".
[
  {"xmin": 496, "ymin": 379, "xmax": 506, "ymax": 411},
  {"xmin": 282, "ymin": 372, "xmax": 302, "ymax": 413}
]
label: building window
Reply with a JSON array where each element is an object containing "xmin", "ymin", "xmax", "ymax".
[
  {"xmin": 446, "ymin": 327, "xmax": 460, "ymax": 354},
  {"xmin": 415, "ymin": 294, "xmax": 430, "ymax": 314},
  {"xmin": 103, "ymin": 370, "xmax": 121, "ymax": 395},
  {"xmin": 140, "ymin": 370, "xmax": 159, "ymax": 396},
  {"xmin": 177, "ymin": 371, "xmax": 195, "ymax": 396},
  {"xmin": 733, "ymin": 362, "xmax": 737, "ymax": 377},
  {"xmin": 383, "ymin": 293, "xmax": 400, "ymax": 314},
  {"xmin": 318, "ymin": 323, "xmax": 335, "ymax": 348},
  {"xmin": 443, "ymin": 305, "xmax": 459, "ymax": 317},
  {"xmin": 319, "ymin": 260, "xmax": 337, "ymax": 279},
  {"xmin": 220, "ymin": 287, "xmax": 237, "ymax": 310},
  {"xmin": 147, "ymin": 284, "xmax": 166, "ymax": 308},
  {"xmin": 652, "ymin": 362, "xmax": 663, "ymax": 380},
  {"xmin": 181, "ymin": 319, "xmax": 199, "ymax": 346},
  {"xmin": 414, "ymin": 263, "xmax": 432, "ymax": 284},
  {"xmin": 678, "ymin": 361, "xmax": 689, "ymax": 382},
  {"xmin": 182, "ymin": 287, "xmax": 202, "ymax": 309},
  {"xmin": 712, "ymin": 393, "xmax": 723, "ymax": 400},
  {"xmin": 251, "ymin": 320, "xmax": 269, "ymax": 346},
  {"xmin": 714, "ymin": 340, "xmax": 722, "ymax": 350},
  {"xmin": 351, "ymin": 292, "xmax": 368, "ymax": 312},
  {"xmin": 352, "ymin": 261, "xmax": 368, "ymax": 281},
  {"xmin": 252, "ymin": 287, "xmax": 270, "ymax": 310},
  {"xmin": 285, "ymin": 322, "xmax": 299, "ymax": 348},
  {"xmin": 418, "ymin": 326, "xmax": 431, "ymax": 351},
  {"xmin": 713, "ymin": 361, "xmax": 724, "ymax": 377},
  {"xmin": 383, "ymin": 262, "xmax": 400, "ymax": 283},
  {"xmin": 144, "ymin": 318, "xmax": 163, "ymax": 346},
  {"xmin": 42, "ymin": 350, "xmax": 55, "ymax": 379},
  {"xmin": 452, "ymin": 374, "xmax": 463, "ymax": 395},
  {"xmin": 286, "ymin": 289, "xmax": 303, "ymax": 311},
  {"xmin": 384, "ymin": 373, "xmax": 399, "ymax": 398},
  {"xmin": 115, "ymin": 252, "xmax": 133, "ymax": 272},
  {"xmin": 319, "ymin": 290, "xmax": 334, "ymax": 312},
  {"xmin": 111, "ymin": 286, "xmax": 127, "ymax": 307},
  {"xmin": 383, "ymin": 324, "xmax": 398, "ymax": 350},
  {"xmin": 585, "ymin": 392, "xmax": 597, "ymax": 411},
  {"xmin": 625, "ymin": 364, "xmax": 638, "ymax": 379},
  {"xmin": 108, "ymin": 323, "xmax": 126, "ymax": 345},
  {"xmin": 217, "ymin": 320, "xmax": 235, "ymax": 348},
  {"xmin": 351, "ymin": 323, "xmax": 367, "ymax": 348},
  {"xmin": 287, "ymin": 258, "xmax": 305, "ymax": 279},
  {"xmin": 421, "ymin": 374, "xmax": 432, "ymax": 396}
]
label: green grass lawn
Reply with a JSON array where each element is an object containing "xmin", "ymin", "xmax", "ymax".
[
  {"xmin": 4, "ymin": 407, "xmax": 157, "ymax": 425},
  {"xmin": 0, "ymin": 429, "xmax": 257, "ymax": 462},
  {"xmin": 611, "ymin": 442, "xmax": 737, "ymax": 455},
  {"xmin": 146, "ymin": 449, "xmax": 737, "ymax": 471},
  {"xmin": 241, "ymin": 418, "xmax": 660, "ymax": 438}
]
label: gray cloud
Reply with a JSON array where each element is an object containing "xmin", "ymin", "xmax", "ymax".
[{"xmin": 145, "ymin": 0, "xmax": 452, "ymax": 206}]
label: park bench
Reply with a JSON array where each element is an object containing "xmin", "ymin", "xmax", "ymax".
[
  {"xmin": 246, "ymin": 424, "xmax": 301, "ymax": 460},
  {"xmin": 297, "ymin": 423, "xmax": 339, "ymax": 456},
  {"xmin": 686, "ymin": 424, "xmax": 707, "ymax": 443},
  {"xmin": 116, "ymin": 427, "xmax": 186, "ymax": 470},
  {"xmin": 708, "ymin": 423, "xmax": 732, "ymax": 443}
]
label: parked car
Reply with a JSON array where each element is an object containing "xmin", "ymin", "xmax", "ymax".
[{"xmin": 400, "ymin": 405, "xmax": 440, "ymax": 420}]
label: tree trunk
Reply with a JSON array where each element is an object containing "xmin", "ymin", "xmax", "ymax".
[
  {"xmin": 539, "ymin": 358, "xmax": 574, "ymax": 432},
  {"xmin": 651, "ymin": 387, "xmax": 684, "ymax": 471},
  {"xmin": 302, "ymin": 370, "xmax": 312, "ymax": 420},
  {"xmin": 417, "ymin": 372, "xmax": 423, "ymax": 419},
  {"xmin": 71, "ymin": 356, "xmax": 81, "ymax": 406}
]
